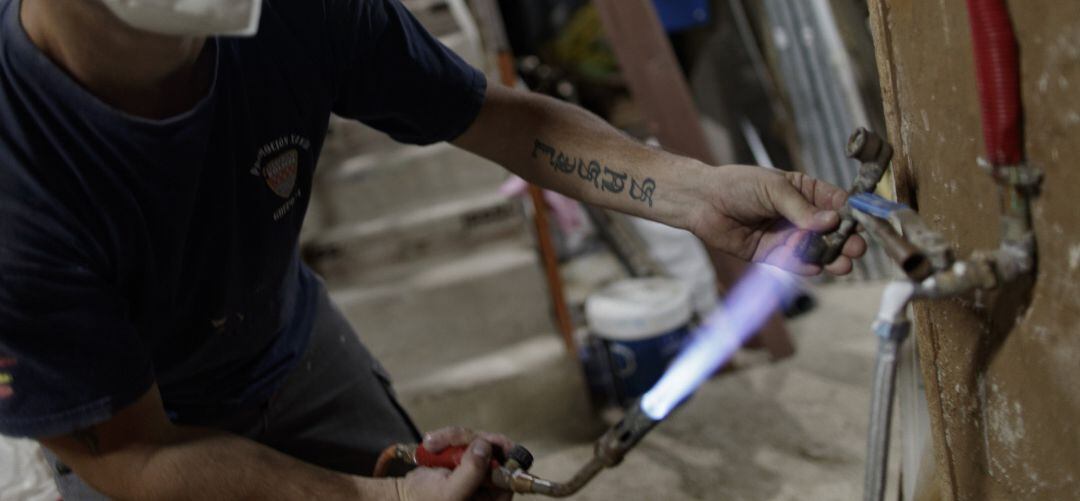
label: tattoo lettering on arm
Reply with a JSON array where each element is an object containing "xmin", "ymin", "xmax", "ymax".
[
  {"xmin": 600, "ymin": 167, "xmax": 627, "ymax": 193},
  {"xmin": 553, "ymin": 153, "xmax": 576, "ymax": 174},
  {"xmin": 71, "ymin": 427, "xmax": 101, "ymax": 455},
  {"xmin": 578, "ymin": 160, "xmax": 602, "ymax": 189},
  {"xmin": 532, "ymin": 140, "xmax": 555, "ymax": 165},
  {"xmin": 532, "ymin": 138, "xmax": 657, "ymax": 208},
  {"xmin": 630, "ymin": 178, "xmax": 657, "ymax": 207}
]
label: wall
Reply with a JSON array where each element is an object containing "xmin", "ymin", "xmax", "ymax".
[{"xmin": 867, "ymin": 1, "xmax": 1080, "ymax": 499}]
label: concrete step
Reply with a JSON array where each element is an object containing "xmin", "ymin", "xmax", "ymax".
[
  {"xmin": 330, "ymin": 244, "xmax": 556, "ymax": 383},
  {"xmin": 314, "ymin": 141, "xmax": 510, "ymax": 225},
  {"xmin": 398, "ymin": 336, "xmax": 608, "ymax": 455},
  {"xmin": 306, "ymin": 192, "xmax": 530, "ymax": 286}
]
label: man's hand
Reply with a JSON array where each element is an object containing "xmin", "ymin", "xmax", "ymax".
[
  {"xmin": 396, "ymin": 427, "xmax": 515, "ymax": 501},
  {"xmin": 689, "ymin": 165, "xmax": 867, "ymax": 276}
]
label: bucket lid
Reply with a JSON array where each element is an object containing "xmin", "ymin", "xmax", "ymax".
[{"xmin": 585, "ymin": 278, "xmax": 692, "ymax": 341}]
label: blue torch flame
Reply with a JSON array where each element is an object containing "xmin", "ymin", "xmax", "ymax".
[{"xmin": 639, "ymin": 265, "xmax": 799, "ymax": 420}]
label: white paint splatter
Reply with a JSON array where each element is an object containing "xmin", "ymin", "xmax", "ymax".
[
  {"xmin": 937, "ymin": 0, "xmax": 951, "ymax": 45},
  {"xmin": 986, "ymin": 381, "xmax": 1025, "ymax": 450},
  {"xmin": 922, "ymin": 109, "xmax": 931, "ymax": 131},
  {"xmin": 1039, "ymin": 73, "xmax": 1050, "ymax": 93},
  {"xmin": 1032, "ymin": 325, "xmax": 1049, "ymax": 341},
  {"xmin": 1069, "ymin": 244, "xmax": 1080, "ymax": 270}
]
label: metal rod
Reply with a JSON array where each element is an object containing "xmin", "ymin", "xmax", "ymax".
[{"xmin": 864, "ymin": 335, "xmax": 902, "ymax": 501}]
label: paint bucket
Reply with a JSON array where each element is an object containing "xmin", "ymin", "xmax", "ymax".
[{"xmin": 584, "ymin": 278, "xmax": 692, "ymax": 408}]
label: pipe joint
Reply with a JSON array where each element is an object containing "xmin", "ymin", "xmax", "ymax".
[
  {"xmin": 917, "ymin": 257, "xmax": 998, "ymax": 298},
  {"xmin": 872, "ymin": 320, "xmax": 911, "ymax": 343},
  {"xmin": 847, "ymin": 127, "xmax": 893, "ymax": 193},
  {"xmin": 993, "ymin": 238, "xmax": 1036, "ymax": 281},
  {"xmin": 982, "ymin": 162, "xmax": 1043, "ymax": 191}
]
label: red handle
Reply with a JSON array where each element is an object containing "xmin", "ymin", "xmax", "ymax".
[{"xmin": 414, "ymin": 445, "xmax": 501, "ymax": 471}]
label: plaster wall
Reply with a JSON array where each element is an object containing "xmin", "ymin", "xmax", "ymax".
[{"xmin": 867, "ymin": 1, "xmax": 1080, "ymax": 499}]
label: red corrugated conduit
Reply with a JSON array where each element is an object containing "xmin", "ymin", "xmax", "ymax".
[{"xmin": 965, "ymin": 0, "xmax": 1023, "ymax": 166}]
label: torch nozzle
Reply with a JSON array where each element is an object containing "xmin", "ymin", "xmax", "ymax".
[
  {"xmin": 489, "ymin": 403, "xmax": 660, "ymax": 497},
  {"xmin": 595, "ymin": 404, "xmax": 660, "ymax": 465}
]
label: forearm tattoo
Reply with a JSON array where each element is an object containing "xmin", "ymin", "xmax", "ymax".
[{"xmin": 532, "ymin": 139, "xmax": 656, "ymax": 208}]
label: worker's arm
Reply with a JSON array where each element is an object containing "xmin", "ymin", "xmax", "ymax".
[
  {"xmin": 452, "ymin": 85, "xmax": 865, "ymax": 275},
  {"xmin": 38, "ymin": 385, "xmax": 494, "ymax": 500}
]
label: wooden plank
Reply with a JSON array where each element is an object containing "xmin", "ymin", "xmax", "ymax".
[{"xmin": 868, "ymin": 1, "xmax": 1080, "ymax": 499}]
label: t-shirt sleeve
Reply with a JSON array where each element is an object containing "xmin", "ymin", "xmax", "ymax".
[
  {"xmin": 324, "ymin": 0, "xmax": 487, "ymax": 145},
  {"xmin": 0, "ymin": 221, "xmax": 154, "ymax": 438}
]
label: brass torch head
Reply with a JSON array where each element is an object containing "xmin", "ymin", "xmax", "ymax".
[{"xmin": 595, "ymin": 403, "xmax": 660, "ymax": 466}]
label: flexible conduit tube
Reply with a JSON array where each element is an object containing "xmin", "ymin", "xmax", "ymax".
[{"xmin": 964, "ymin": 0, "xmax": 1023, "ymax": 166}]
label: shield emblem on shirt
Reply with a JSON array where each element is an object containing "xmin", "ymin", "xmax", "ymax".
[{"xmin": 263, "ymin": 149, "xmax": 299, "ymax": 198}]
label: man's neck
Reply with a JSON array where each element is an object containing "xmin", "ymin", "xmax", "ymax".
[{"xmin": 20, "ymin": 0, "xmax": 214, "ymax": 120}]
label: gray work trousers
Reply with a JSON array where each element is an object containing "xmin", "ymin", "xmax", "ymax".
[{"xmin": 47, "ymin": 278, "xmax": 420, "ymax": 500}]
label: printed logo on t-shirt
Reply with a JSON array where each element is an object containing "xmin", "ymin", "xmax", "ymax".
[
  {"xmin": 0, "ymin": 357, "xmax": 15, "ymax": 399},
  {"xmin": 264, "ymin": 150, "xmax": 298, "ymax": 198},
  {"xmin": 251, "ymin": 134, "xmax": 312, "ymax": 221}
]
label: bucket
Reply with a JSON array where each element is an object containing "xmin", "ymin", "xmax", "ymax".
[{"xmin": 584, "ymin": 278, "xmax": 692, "ymax": 408}]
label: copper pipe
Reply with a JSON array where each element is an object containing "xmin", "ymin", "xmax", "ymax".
[{"xmin": 851, "ymin": 211, "xmax": 932, "ymax": 281}]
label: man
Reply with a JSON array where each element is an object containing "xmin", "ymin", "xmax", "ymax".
[{"xmin": 0, "ymin": 0, "xmax": 865, "ymax": 499}]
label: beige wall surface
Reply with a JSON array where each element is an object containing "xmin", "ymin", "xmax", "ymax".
[{"xmin": 868, "ymin": 1, "xmax": 1080, "ymax": 499}]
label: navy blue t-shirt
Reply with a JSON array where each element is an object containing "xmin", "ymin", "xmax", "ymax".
[{"xmin": 0, "ymin": 0, "xmax": 486, "ymax": 437}]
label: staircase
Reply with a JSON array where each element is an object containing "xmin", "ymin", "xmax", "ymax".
[
  {"xmin": 303, "ymin": 0, "xmax": 561, "ymax": 388},
  {"xmin": 305, "ymin": 107, "xmax": 561, "ymax": 385}
]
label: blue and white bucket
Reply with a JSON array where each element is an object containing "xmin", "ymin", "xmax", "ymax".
[{"xmin": 584, "ymin": 278, "xmax": 692, "ymax": 407}]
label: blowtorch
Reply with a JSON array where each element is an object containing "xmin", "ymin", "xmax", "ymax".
[
  {"xmin": 373, "ymin": 401, "xmax": 663, "ymax": 497},
  {"xmin": 375, "ymin": 264, "xmax": 801, "ymax": 497}
]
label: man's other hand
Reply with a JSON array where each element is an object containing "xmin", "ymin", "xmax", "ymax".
[
  {"xmin": 690, "ymin": 165, "xmax": 867, "ymax": 276},
  {"xmin": 396, "ymin": 427, "xmax": 515, "ymax": 501}
]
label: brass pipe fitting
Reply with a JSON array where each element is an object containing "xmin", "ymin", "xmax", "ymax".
[{"xmin": 800, "ymin": 128, "xmax": 893, "ymax": 265}]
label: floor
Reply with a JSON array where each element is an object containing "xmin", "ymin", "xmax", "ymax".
[
  {"xmin": 402, "ymin": 280, "xmax": 901, "ymax": 501},
  {"xmin": 0, "ymin": 280, "xmax": 898, "ymax": 500}
]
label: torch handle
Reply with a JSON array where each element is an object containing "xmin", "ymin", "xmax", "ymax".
[{"xmin": 414, "ymin": 444, "xmax": 503, "ymax": 471}]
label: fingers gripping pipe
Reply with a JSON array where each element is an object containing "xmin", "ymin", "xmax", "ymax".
[{"xmin": 799, "ymin": 128, "xmax": 893, "ymax": 265}]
